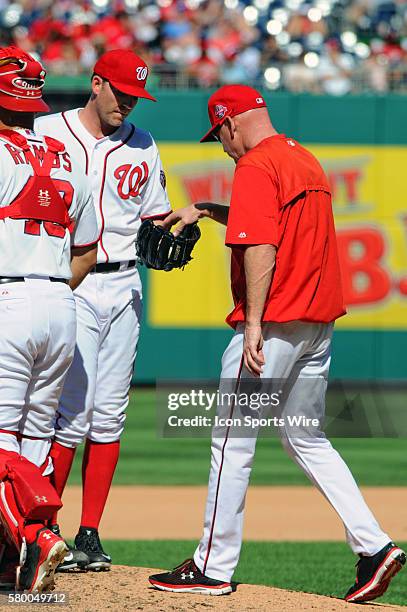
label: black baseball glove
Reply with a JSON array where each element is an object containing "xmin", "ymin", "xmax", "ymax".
[{"xmin": 136, "ymin": 219, "xmax": 201, "ymax": 271}]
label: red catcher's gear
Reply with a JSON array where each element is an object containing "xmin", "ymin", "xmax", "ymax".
[
  {"xmin": 0, "ymin": 46, "xmax": 49, "ymax": 112},
  {"xmin": 0, "ymin": 450, "xmax": 63, "ymax": 549},
  {"xmin": 0, "ymin": 46, "xmax": 49, "ymax": 113},
  {"xmin": 0, "ymin": 130, "xmax": 71, "ymax": 229}
]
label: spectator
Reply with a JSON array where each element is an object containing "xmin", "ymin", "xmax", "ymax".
[
  {"xmin": 1, "ymin": 0, "xmax": 405, "ymax": 92},
  {"xmin": 316, "ymin": 39, "xmax": 355, "ymax": 96}
]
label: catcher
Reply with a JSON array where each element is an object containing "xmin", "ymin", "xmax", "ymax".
[{"xmin": 0, "ymin": 46, "xmax": 98, "ymax": 591}]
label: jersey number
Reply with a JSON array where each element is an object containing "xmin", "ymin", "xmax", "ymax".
[
  {"xmin": 24, "ymin": 180, "xmax": 74, "ymax": 239},
  {"xmin": 114, "ymin": 162, "xmax": 149, "ymax": 200}
]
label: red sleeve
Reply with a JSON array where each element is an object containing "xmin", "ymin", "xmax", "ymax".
[{"xmin": 225, "ymin": 164, "xmax": 279, "ymax": 247}]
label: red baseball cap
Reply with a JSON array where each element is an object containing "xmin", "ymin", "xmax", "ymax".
[
  {"xmin": 0, "ymin": 46, "xmax": 49, "ymax": 112},
  {"xmin": 200, "ymin": 84, "xmax": 267, "ymax": 143},
  {"xmin": 93, "ymin": 50, "xmax": 156, "ymax": 101}
]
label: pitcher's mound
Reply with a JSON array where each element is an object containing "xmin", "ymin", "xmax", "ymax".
[{"xmin": 41, "ymin": 566, "xmax": 406, "ymax": 611}]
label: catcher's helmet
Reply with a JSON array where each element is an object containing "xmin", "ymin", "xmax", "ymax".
[{"xmin": 0, "ymin": 46, "xmax": 49, "ymax": 112}]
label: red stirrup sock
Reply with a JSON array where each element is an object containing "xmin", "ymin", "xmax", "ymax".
[
  {"xmin": 80, "ymin": 440, "xmax": 120, "ymax": 530},
  {"xmin": 48, "ymin": 441, "xmax": 76, "ymax": 524}
]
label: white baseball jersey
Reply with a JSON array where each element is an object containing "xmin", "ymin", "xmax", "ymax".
[
  {"xmin": 35, "ymin": 109, "xmax": 171, "ymax": 264},
  {"xmin": 0, "ymin": 129, "xmax": 98, "ymax": 278}
]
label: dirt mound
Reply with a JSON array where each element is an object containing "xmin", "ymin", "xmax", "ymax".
[{"xmin": 1, "ymin": 566, "xmax": 404, "ymax": 612}]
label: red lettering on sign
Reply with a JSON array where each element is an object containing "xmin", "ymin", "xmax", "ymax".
[
  {"xmin": 183, "ymin": 176, "xmax": 211, "ymax": 202},
  {"xmin": 327, "ymin": 172, "xmax": 337, "ymax": 198},
  {"xmin": 327, "ymin": 169, "xmax": 362, "ymax": 204},
  {"xmin": 337, "ymin": 228, "xmax": 392, "ymax": 305},
  {"xmin": 182, "ymin": 171, "xmax": 233, "ymax": 203},
  {"xmin": 220, "ymin": 172, "xmax": 234, "ymax": 201},
  {"xmin": 342, "ymin": 170, "xmax": 361, "ymax": 202}
]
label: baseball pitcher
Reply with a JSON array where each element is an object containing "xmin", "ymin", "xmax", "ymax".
[{"xmin": 28, "ymin": 49, "xmax": 172, "ymax": 571}]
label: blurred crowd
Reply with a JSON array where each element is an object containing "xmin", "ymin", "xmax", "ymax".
[{"xmin": 1, "ymin": 0, "xmax": 407, "ymax": 93}]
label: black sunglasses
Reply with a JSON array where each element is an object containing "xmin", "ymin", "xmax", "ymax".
[{"xmin": 213, "ymin": 125, "xmax": 222, "ymax": 142}]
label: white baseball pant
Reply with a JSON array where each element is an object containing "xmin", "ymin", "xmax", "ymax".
[
  {"xmin": 31, "ymin": 266, "xmax": 142, "ymax": 447},
  {"xmin": 193, "ymin": 321, "xmax": 390, "ymax": 582},
  {"xmin": 0, "ymin": 278, "xmax": 76, "ymax": 467}
]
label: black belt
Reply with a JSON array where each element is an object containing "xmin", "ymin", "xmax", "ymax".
[
  {"xmin": 92, "ymin": 260, "xmax": 136, "ymax": 273},
  {"xmin": 0, "ymin": 277, "xmax": 68, "ymax": 285}
]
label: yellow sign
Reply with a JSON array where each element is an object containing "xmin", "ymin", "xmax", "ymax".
[{"xmin": 149, "ymin": 144, "xmax": 407, "ymax": 330}]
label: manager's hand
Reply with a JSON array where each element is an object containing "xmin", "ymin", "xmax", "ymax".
[
  {"xmin": 243, "ymin": 323, "xmax": 265, "ymax": 377},
  {"xmin": 161, "ymin": 205, "xmax": 204, "ymax": 236}
]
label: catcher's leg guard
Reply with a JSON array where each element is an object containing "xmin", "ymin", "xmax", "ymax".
[
  {"xmin": 0, "ymin": 451, "xmax": 25, "ymax": 549},
  {"xmin": 0, "ymin": 450, "xmax": 63, "ymax": 549}
]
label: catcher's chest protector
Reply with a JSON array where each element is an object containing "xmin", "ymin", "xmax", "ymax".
[{"xmin": 0, "ymin": 129, "xmax": 71, "ymax": 228}]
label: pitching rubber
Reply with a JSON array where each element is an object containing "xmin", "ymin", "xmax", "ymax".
[{"xmin": 345, "ymin": 547, "xmax": 406, "ymax": 603}]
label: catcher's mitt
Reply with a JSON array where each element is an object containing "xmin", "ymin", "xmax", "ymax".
[{"xmin": 136, "ymin": 220, "xmax": 201, "ymax": 271}]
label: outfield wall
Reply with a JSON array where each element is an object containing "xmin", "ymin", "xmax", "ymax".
[{"xmin": 43, "ymin": 83, "xmax": 407, "ymax": 381}]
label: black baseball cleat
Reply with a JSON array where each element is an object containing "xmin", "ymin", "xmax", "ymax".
[
  {"xmin": 149, "ymin": 558, "xmax": 232, "ymax": 595},
  {"xmin": 345, "ymin": 541, "xmax": 406, "ymax": 603},
  {"xmin": 16, "ymin": 527, "xmax": 67, "ymax": 593},
  {"xmin": 49, "ymin": 524, "xmax": 89, "ymax": 572},
  {"xmin": 74, "ymin": 527, "xmax": 111, "ymax": 571}
]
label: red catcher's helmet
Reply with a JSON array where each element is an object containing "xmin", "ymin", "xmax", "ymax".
[{"xmin": 0, "ymin": 46, "xmax": 49, "ymax": 112}]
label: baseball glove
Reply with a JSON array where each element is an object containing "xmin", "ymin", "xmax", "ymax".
[{"xmin": 136, "ymin": 219, "xmax": 201, "ymax": 271}]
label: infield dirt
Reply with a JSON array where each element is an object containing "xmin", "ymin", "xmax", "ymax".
[
  {"xmin": 60, "ymin": 485, "xmax": 407, "ymax": 540},
  {"xmin": 9, "ymin": 486, "xmax": 399, "ymax": 611},
  {"xmin": 1, "ymin": 566, "xmax": 405, "ymax": 612}
]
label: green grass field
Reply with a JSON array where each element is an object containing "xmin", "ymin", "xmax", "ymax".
[
  {"xmin": 84, "ymin": 540, "xmax": 406, "ymax": 606},
  {"xmin": 67, "ymin": 388, "xmax": 407, "ymax": 606},
  {"xmin": 68, "ymin": 388, "xmax": 407, "ymax": 486}
]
